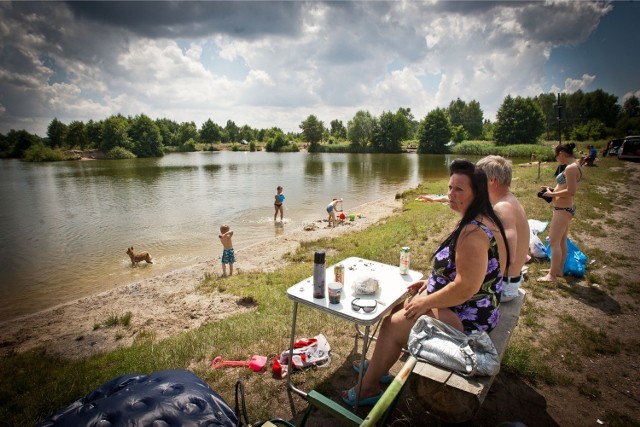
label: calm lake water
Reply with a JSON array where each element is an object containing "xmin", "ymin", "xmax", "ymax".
[{"xmin": 0, "ymin": 151, "xmax": 464, "ymax": 322}]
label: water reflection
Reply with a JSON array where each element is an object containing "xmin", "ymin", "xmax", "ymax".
[{"xmin": 0, "ymin": 151, "xmax": 466, "ymax": 321}]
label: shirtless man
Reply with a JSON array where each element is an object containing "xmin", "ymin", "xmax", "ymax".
[{"xmin": 477, "ymin": 156, "xmax": 530, "ymax": 302}]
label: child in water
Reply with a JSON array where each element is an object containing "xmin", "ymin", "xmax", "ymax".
[
  {"xmin": 326, "ymin": 198, "xmax": 343, "ymax": 228},
  {"xmin": 218, "ymin": 224, "xmax": 235, "ymax": 276},
  {"xmin": 274, "ymin": 186, "xmax": 284, "ymax": 221}
]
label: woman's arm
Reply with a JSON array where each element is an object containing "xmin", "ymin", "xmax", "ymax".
[{"xmin": 404, "ymin": 226, "xmax": 488, "ymax": 320}]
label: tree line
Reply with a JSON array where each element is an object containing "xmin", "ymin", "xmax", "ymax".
[{"xmin": 1, "ymin": 89, "xmax": 638, "ymax": 160}]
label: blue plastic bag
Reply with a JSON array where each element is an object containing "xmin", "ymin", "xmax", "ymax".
[{"xmin": 544, "ymin": 237, "xmax": 588, "ymax": 277}]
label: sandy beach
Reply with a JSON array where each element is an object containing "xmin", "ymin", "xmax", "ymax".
[{"xmin": 0, "ymin": 196, "xmax": 403, "ymax": 360}]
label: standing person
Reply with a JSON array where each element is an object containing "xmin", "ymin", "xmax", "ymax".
[
  {"xmin": 326, "ymin": 198, "xmax": 343, "ymax": 228},
  {"xmin": 218, "ymin": 224, "xmax": 235, "ymax": 276},
  {"xmin": 274, "ymin": 186, "xmax": 284, "ymax": 221},
  {"xmin": 477, "ymin": 155, "xmax": 530, "ymax": 302},
  {"xmin": 538, "ymin": 143, "xmax": 582, "ymax": 282},
  {"xmin": 341, "ymin": 159, "xmax": 509, "ymax": 406}
]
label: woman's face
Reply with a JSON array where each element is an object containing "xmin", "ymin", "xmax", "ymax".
[{"xmin": 447, "ymin": 173, "xmax": 474, "ymax": 215}]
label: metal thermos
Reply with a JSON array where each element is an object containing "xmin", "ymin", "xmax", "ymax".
[{"xmin": 313, "ymin": 250, "xmax": 326, "ymax": 298}]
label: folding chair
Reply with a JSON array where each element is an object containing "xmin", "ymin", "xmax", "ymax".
[{"xmin": 297, "ymin": 356, "xmax": 417, "ymax": 427}]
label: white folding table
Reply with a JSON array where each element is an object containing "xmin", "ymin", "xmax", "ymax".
[{"xmin": 285, "ymin": 256, "xmax": 422, "ymax": 409}]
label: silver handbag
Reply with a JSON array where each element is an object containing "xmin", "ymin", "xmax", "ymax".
[{"xmin": 407, "ymin": 315, "xmax": 500, "ymax": 376}]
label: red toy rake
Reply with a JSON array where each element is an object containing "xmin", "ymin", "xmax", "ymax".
[{"xmin": 211, "ymin": 355, "xmax": 268, "ymax": 372}]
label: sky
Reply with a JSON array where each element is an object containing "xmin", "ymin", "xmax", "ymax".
[{"xmin": 0, "ymin": 1, "xmax": 639, "ymax": 137}]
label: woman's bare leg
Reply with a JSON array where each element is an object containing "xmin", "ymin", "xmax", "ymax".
[
  {"xmin": 539, "ymin": 210, "xmax": 572, "ymax": 281},
  {"xmin": 353, "ymin": 307, "xmax": 462, "ymax": 398}
]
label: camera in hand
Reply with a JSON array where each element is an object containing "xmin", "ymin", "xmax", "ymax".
[{"xmin": 537, "ymin": 189, "xmax": 553, "ymax": 203}]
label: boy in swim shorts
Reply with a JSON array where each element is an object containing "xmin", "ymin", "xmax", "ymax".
[{"xmin": 218, "ymin": 224, "xmax": 235, "ymax": 276}]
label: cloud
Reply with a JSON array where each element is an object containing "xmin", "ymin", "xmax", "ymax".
[
  {"xmin": 562, "ymin": 74, "xmax": 597, "ymax": 94},
  {"xmin": 0, "ymin": 0, "xmax": 619, "ymax": 136}
]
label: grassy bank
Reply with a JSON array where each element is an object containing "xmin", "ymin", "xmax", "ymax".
[{"xmin": 1, "ymin": 156, "xmax": 638, "ymax": 426}]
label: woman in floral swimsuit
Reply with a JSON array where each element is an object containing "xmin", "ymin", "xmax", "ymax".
[{"xmin": 342, "ymin": 159, "xmax": 510, "ymax": 407}]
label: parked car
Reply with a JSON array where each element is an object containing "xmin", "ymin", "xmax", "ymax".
[
  {"xmin": 240, "ymin": 140, "xmax": 249, "ymax": 145},
  {"xmin": 618, "ymin": 135, "xmax": 640, "ymax": 161},
  {"xmin": 605, "ymin": 138, "xmax": 624, "ymax": 156}
]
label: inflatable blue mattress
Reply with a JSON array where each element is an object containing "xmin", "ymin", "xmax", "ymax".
[{"xmin": 36, "ymin": 369, "xmax": 238, "ymax": 426}]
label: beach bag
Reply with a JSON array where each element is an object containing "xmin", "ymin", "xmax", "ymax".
[
  {"xmin": 545, "ymin": 237, "xmax": 588, "ymax": 277},
  {"xmin": 529, "ymin": 230, "xmax": 547, "ymax": 258},
  {"xmin": 272, "ymin": 334, "xmax": 331, "ymax": 379},
  {"xmin": 407, "ymin": 316, "xmax": 500, "ymax": 377}
]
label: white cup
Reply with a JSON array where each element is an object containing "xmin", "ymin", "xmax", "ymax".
[{"xmin": 328, "ymin": 282, "xmax": 343, "ymax": 304}]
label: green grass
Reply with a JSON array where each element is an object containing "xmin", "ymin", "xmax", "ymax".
[{"xmin": 1, "ymin": 154, "xmax": 639, "ymax": 425}]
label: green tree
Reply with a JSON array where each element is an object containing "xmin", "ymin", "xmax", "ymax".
[
  {"xmin": 66, "ymin": 120, "xmax": 87, "ymax": 150},
  {"xmin": 129, "ymin": 114, "xmax": 163, "ymax": 157},
  {"xmin": 463, "ymin": 100, "xmax": 484, "ymax": 139},
  {"xmin": 85, "ymin": 119, "xmax": 103, "ymax": 149},
  {"xmin": 225, "ymin": 120, "xmax": 240, "ymax": 143},
  {"xmin": 494, "ymin": 95, "xmax": 545, "ymax": 145},
  {"xmin": 175, "ymin": 122, "xmax": 198, "ymax": 146},
  {"xmin": 199, "ymin": 119, "xmax": 222, "ymax": 143},
  {"xmin": 101, "ymin": 115, "xmax": 132, "ymax": 153},
  {"xmin": 447, "ymin": 99, "xmax": 466, "ymax": 129},
  {"xmin": 417, "ymin": 108, "xmax": 451, "ymax": 154},
  {"xmin": 570, "ymin": 119, "xmax": 606, "ymax": 141},
  {"xmin": 8, "ymin": 129, "xmax": 41, "ymax": 158},
  {"xmin": 370, "ymin": 110, "xmax": 408, "ymax": 153},
  {"xmin": 347, "ymin": 110, "xmax": 376, "ymax": 150},
  {"xmin": 535, "ymin": 93, "xmax": 559, "ymax": 140},
  {"xmin": 46, "ymin": 118, "xmax": 68, "ymax": 149},
  {"xmin": 156, "ymin": 118, "xmax": 179, "ymax": 147},
  {"xmin": 239, "ymin": 124, "xmax": 255, "ymax": 143},
  {"xmin": 622, "ymin": 95, "xmax": 640, "ymax": 117},
  {"xmin": 329, "ymin": 119, "xmax": 347, "ymax": 139},
  {"xmin": 300, "ymin": 115, "xmax": 325, "ymax": 149}
]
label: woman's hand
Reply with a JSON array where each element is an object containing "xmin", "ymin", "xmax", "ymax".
[
  {"xmin": 403, "ymin": 293, "xmax": 429, "ymax": 320},
  {"xmin": 406, "ymin": 280, "xmax": 426, "ymax": 296}
]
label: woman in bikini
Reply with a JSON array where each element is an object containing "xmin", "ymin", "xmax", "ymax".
[
  {"xmin": 274, "ymin": 186, "xmax": 284, "ymax": 221},
  {"xmin": 538, "ymin": 143, "xmax": 582, "ymax": 282}
]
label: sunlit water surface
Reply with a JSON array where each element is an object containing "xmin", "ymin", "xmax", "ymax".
[{"xmin": 0, "ymin": 151, "xmax": 468, "ymax": 322}]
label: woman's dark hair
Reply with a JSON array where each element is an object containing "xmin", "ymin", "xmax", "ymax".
[
  {"xmin": 554, "ymin": 142, "xmax": 576, "ymax": 157},
  {"xmin": 436, "ymin": 159, "xmax": 510, "ymax": 270}
]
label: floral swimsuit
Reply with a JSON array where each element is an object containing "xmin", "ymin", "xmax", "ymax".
[{"xmin": 426, "ymin": 220, "xmax": 502, "ymax": 334}]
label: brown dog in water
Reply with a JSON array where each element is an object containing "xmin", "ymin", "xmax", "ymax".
[{"xmin": 126, "ymin": 246, "xmax": 153, "ymax": 266}]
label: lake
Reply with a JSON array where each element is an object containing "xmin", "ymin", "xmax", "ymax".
[{"xmin": 0, "ymin": 151, "xmax": 463, "ymax": 322}]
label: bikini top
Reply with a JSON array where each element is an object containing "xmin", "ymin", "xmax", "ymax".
[{"xmin": 556, "ymin": 165, "xmax": 583, "ymax": 185}]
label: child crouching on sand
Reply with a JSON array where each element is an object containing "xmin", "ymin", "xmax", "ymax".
[{"xmin": 218, "ymin": 224, "xmax": 235, "ymax": 276}]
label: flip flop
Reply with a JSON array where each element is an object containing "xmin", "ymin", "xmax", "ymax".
[
  {"xmin": 341, "ymin": 387, "xmax": 382, "ymax": 407},
  {"xmin": 353, "ymin": 359, "xmax": 393, "ymax": 384}
]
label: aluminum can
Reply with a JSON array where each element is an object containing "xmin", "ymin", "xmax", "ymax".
[
  {"xmin": 399, "ymin": 247, "xmax": 411, "ymax": 275},
  {"xmin": 313, "ymin": 250, "xmax": 326, "ymax": 298},
  {"xmin": 334, "ymin": 264, "xmax": 344, "ymax": 284}
]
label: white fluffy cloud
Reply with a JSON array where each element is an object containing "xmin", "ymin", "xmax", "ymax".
[{"xmin": 0, "ymin": 1, "xmax": 626, "ymax": 135}]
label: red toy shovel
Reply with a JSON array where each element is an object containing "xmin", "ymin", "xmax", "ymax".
[{"xmin": 211, "ymin": 355, "xmax": 268, "ymax": 372}]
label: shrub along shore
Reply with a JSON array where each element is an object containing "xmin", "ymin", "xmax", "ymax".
[{"xmin": 1, "ymin": 153, "xmax": 638, "ymax": 426}]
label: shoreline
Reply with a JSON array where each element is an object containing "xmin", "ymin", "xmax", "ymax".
[{"xmin": 0, "ymin": 195, "xmax": 403, "ymax": 360}]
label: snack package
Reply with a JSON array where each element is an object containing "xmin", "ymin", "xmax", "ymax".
[{"xmin": 351, "ymin": 276, "xmax": 379, "ymax": 295}]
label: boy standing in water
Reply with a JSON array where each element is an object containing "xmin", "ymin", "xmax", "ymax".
[{"xmin": 218, "ymin": 224, "xmax": 235, "ymax": 276}]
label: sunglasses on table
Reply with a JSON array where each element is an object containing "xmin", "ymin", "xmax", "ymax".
[{"xmin": 351, "ymin": 298, "xmax": 377, "ymax": 313}]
